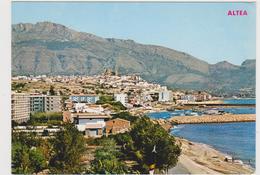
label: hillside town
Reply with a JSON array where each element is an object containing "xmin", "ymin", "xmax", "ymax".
[{"xmin": 12, "ymin": 69, "xmax": 214, "ymax": 128}]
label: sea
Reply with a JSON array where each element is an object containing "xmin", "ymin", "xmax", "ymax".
[
  {"xmin": 147, "ymin": 98, "xmax": 256, "ymax": 168},
  {"xmin": 224, "ymin": 98, "xmax": 256, "ymax": 105}
]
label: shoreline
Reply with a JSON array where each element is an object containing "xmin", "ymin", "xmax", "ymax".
[
  {"xmin": 146, "ymin": 104, "xmax": 256, "ymax": 174},
  {"xmin": 169, "ymin": 138, "xmax": 254, "ymax": 174}
]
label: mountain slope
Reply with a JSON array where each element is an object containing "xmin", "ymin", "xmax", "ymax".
[{"xmin": 12, "ymin": 22, "xmax": 255, "ymax": 93}]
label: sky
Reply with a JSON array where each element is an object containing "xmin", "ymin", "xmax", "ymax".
[{"xmin": 12, "ymin": 2, "xmax": 256, "ymax": 65}]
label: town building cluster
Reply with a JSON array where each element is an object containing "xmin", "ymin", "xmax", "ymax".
[
  {"xmin": 64, "ymin": 94, "xmax": 130, "ymax": 137},
  {"xmin": 11, "ymin": 92, "xmax": 62, "ymax": 123},
  {"xmin": 12, "ymin": 71, "xmax": 213, "ymax": 137}
]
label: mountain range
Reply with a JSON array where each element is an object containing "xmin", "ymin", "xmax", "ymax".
[{"xmin": 12, "ymin": 22, "xmax": 255, "ymax": 95}]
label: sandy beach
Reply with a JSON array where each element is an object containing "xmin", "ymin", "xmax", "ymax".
[{"xmin": 169, "ymin": 138, "xmax": 254, "ymax": 174}]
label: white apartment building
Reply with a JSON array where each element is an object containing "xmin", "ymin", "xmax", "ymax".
[
  {"xmin": 114, "ymin": 93, "xmax": 128, "ymax": 107},
  {"xmin": 30, "ymin": 94, "xmax": 62, "ymax": 113},
  {"xmin": 11, "ymin": 93, "xmax": 30, "ymax": 123},
  {"xmin": 158, "ymin": 90, "xmax": 173, "ymax": 102},
  {"xmin": 45, "ymin": 95, "xmax": 62, "ymax": 112}
]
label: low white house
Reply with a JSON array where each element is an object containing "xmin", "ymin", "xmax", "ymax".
[
  {"xmin": 74, "ymin": 103, "xmax": 86, "ymax": 112},
  {"xmin": 71, "ymin": 113, "xmax": 111, "ymax": 137}
]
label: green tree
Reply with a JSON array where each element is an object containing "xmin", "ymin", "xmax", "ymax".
[
  {"xmin": 96, "ymin": 95, "xmax": 114, "ymax": 104},
  {"xmin": 12, "ymin": 120, "xmax": 19, "ymax": 128},
  {"xmin": 110, "ymin": 132, "xmax": 137, "ymax": 163},
  {"xmin": 91, "ymin": 138, "xmax": 128, "ymax": 174},
  {"xmin": 12, "ymin": 132, "xmax": 42, "ymax": 148},
  {"xmin": 96, "ymin": 95, "xmax": 127, "ymax": 111},
  {"xmin": 12, "ymin": 132, "xmax": 47, "ymax": 174},
  {"xmin": 61, "ymin": 95, "xmax": 69, "ymax": 102},
  {"xmin": 29, "ymin": 148, "xmax": 46, "ymax": 173},
  {"xmin": 12, "ymin": 142, "xmax": 31, "ymax": 174},
  {"xmin": 12, "ymin": 82, "xmax": 27, "ymax": 91},
  {"xmin": 28, "ymin": 112, "xmax": 63, "ymax": 125},
  {"xmin": 112, "ymin": 112, "xmax": 139, "ymax": 123},
  {"xmin": 49, "ymin": 123, "xmax": 87, "ymax": 173},
  {"xmin": 95, "ymin": 89, "xmax": 104, "ymax": 95},
  {"xmin": 61, "ymin": 96, "xmax": 69, "ymax": 109},
  {"xmin": 110, "ymin": 101, "xmax": 127, "ymax": 111},
  {"xmin": 49, "ymin": 85, "xmax": 55, "ymax": 95},
  {"xmin": 129, "ymin": 117, "xmax": 181, "ymax": 172}
]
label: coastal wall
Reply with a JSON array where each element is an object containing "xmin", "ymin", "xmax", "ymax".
[{"xmin": 168, "ymin": 114, "xmax": 255, "ymax": 124}]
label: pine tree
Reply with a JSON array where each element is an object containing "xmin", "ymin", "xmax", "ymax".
[{"xmin": 49, "ymin": 123, "xmax": 87, "ymax": 173}]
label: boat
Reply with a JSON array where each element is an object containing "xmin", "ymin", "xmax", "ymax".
[
  {"xmin": 204, "ymin": 109, "xmax": 219, "ymax": 115},
  {"xmin": 190, "ymin": 112, "xmax": 199, "ymax": 116}
]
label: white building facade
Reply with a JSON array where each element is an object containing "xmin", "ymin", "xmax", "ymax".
[
  {"xmin": 114, "ymin": 93, "xmax": 128, "ymax": 106},
  {"xmin": 11, "ymin": 93, "xmax": 30, "ymax": 123},
  {"xmin": 158, "ymin": 90, "xmax": 173, "ymax": 102},
  {"xmin": 71, "ymin": 113, "xmax": 111, "ymax": 137}
]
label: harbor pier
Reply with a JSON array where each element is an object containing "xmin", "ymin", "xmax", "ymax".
[{"xmin": 168, "ymin": 114, "xmax": 256, "ymax": 124}]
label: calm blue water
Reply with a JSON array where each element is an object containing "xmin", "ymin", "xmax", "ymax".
[
  {"xmin": 214, "ymin": 107, "xmax": 255, "ymax": 114},
  {"xmin": 147, "ymin": 107, "xmax": 255, "ymax": 119},
  {"xmin": 224, "ymin": 98, "xmax": 256, "ymax": 104},
  {"xmin": 148, "ymin": 98, "xmax": 256, "ymax": 119},
  {"xmin": 171, "ymin": 122, "xmax": 255, "ymax": 167},
  {"xmin": 148, "ymin": 110, "xmax": 203, "ymax": 119}
]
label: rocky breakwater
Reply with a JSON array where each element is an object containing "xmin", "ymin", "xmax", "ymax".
[{"xmin": 168, "ymin": 114, "xmax": 256, "ymax": 124}]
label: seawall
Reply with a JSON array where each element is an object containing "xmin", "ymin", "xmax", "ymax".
[{"xmin": 168, "ymin": 114, "xmax": 256, "ymax": 124}]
